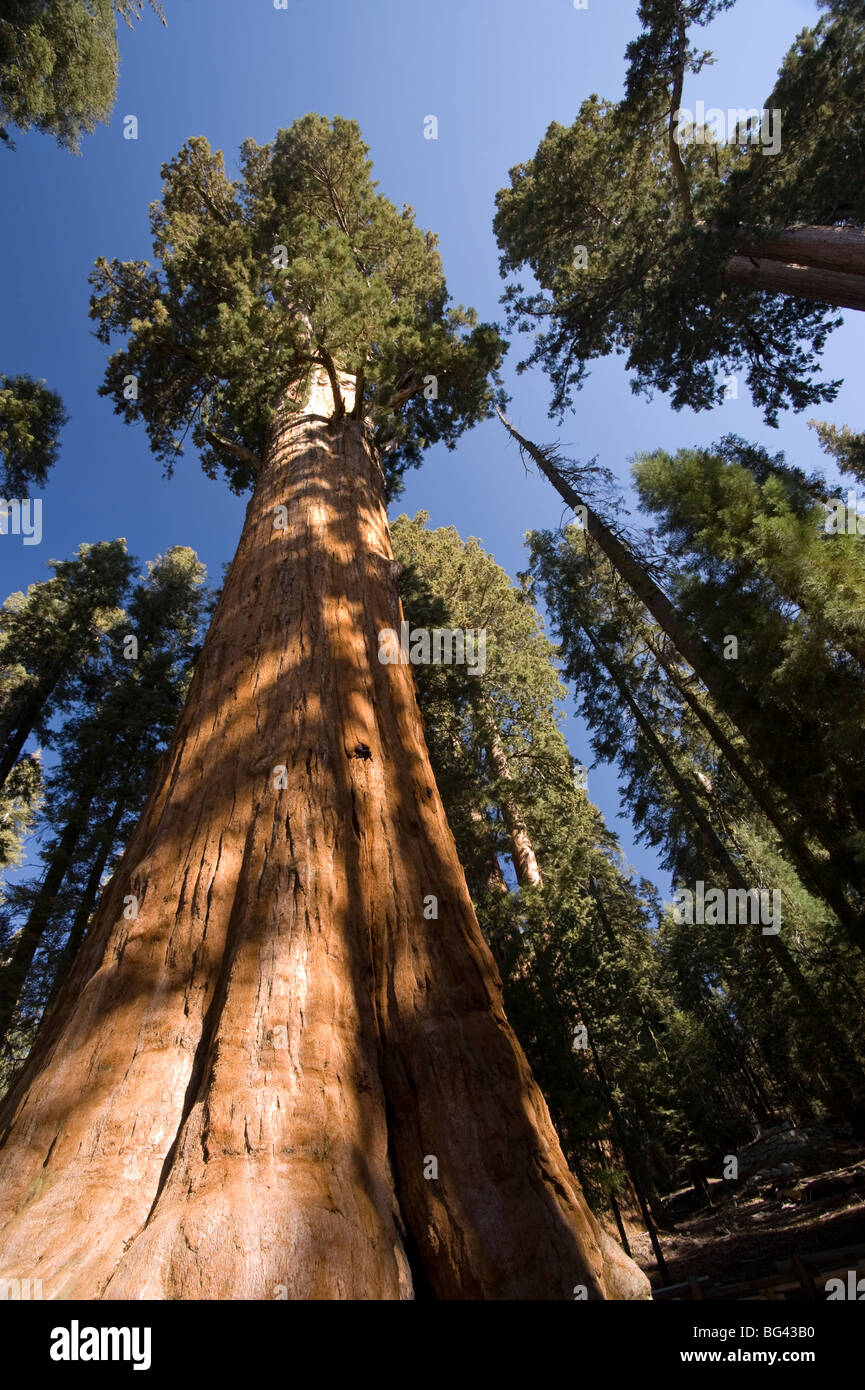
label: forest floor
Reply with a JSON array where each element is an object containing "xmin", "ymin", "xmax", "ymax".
[{"xmin": 630, "ymin": 1125, "xmax": 865, "ymax": 1296}]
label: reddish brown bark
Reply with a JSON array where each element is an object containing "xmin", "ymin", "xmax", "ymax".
[
  {"xmin": 0, "ymin": 377, "xmax": 649, "ymax": 1301},
  {"xmin": 734, "ymin": 225, "xmax": 865, "ymax": 278},
  {"xmin": 724, "ymin": 223, "xmax": 865, "ymax": 310},
  {"xmin": 724, "ymin": 255, "xmax": 865, "ymax": 312},
  {"xmin": 714, "ymin": 224, "xmax": 865, "ymax": 309}
]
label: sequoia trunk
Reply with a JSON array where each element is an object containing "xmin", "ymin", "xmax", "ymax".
[
  {"xmin": 726, "ymin": 225, "xmax": 865, "ymax": 312},
  {"xmin": 724, "ymin": 256, "xmax": 865, "ymax": 312},
  {"xmin": 0, "ymin": 378, "xmax": 648, "ymax": 1301}
]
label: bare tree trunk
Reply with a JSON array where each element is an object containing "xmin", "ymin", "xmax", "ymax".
[
  {"xmin": 47, "ymin": 796, "xmax": 128, "ymax": 1006},
  {"xmin": 0, "ymin": 375, "xmax": 648, "ymax": 1301},
  {"xmin": 643, "ymin": 630, "xmax": 855, "ymax": 929},
  {"xmin": 478, "ymin": 721, "xmax": 671, "ymax": 1252},
  {"xmin": 0, "ymin": 684, "xmax": 53, "ymax": 798},
  {"xmin": 485, "ymin": 733, "xmax": 543, "ymax": 889},
  {"xmin": 668, "ymin": 19, "xmax": 692, "ymax": 224}
]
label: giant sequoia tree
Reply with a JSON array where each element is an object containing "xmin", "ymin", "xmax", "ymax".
[
  {"xmin": 0, "ymin": 117, "xmax": 648, "ymax": 1300},
  {"xmin": 494, "ymin": 0, "xmax": 864, "ymax": 423}
]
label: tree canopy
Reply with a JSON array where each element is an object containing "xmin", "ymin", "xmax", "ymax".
[
  {"xmin": 0, "ymin": 543, "xmax": 206, "ymax": 1069},
  {"xmin": 90, "ymin": 115, "xmax": 506, "ymax": 497},
  {"xmin": 0, "ymin": 539, "xmax": 134, "ymax": 792},
  {"xmin": 493, "ymin": 0, "xmax": 864, "ymax": 425},
  {"xmin": 0, "ymin": 374, "xmax": 67, "ymax": 495},
  {"xmin": 0, "ymin": 1, "xmax": 164, "ymax": 151}
]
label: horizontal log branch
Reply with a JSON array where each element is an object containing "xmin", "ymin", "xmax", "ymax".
[
  {"xmin": 204, "ymin": 429, "xmax": 263, "ymax": 472},
  {"xmin": 724, "ymin": 256, "xmax": 865, "ymax": 313},
  {"xmin": 734, "ymin": 225, "xmax": 865, "ymax": 277}
]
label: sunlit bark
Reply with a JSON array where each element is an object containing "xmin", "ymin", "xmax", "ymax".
[{"xmin": 0, "ymin": 375, "xmax": 649, "ymax": 1301}]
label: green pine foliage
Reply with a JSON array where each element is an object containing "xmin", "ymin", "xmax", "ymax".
[
  {"xmin": 493, "ymin": 1, "xmax": 863, "ymax": 424},
  {"xmin": 0, "ymin": 539, "xmax": 135, "ymax": 794},
  {"xmin": 0, "ymin": 752, "xmax": 42, "ymax": 888},
  {"xmin": 0, "ymin": 374, "xmax": 67, "ymax": 495},
  {"xmin": 0, "ymin": 1, "xmax": 164, "ymax": 151},
  {"xmin": 0, "ymin": 545, "xmax": 206, "ymax": 1076},
  {"xmin": 631, "ymin": 436, "xmax": 865, "ymax": 873},
  {"xmin": 90, "ymin": 116, "xmax": 506, "ymax": 498},
  {"xmin": 810, "ymin": 420, "xmax": 865, "ymax": 485},
  {"xmin": 526, "ymin": 514, "xmax": 865, "ymax": 1132},
  {"xmin": 391, "ymin": 512, "xmax": 735, "ymax": 1217}
]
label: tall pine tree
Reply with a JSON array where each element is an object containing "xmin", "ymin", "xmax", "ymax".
[{"xmin": 0, "ymin": 545, "xmax": 207, "ymax": 1056}]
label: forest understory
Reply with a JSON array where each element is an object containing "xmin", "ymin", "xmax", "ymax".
[{"xmin": 633, "ymin": 1125, "xmax": 865, "ymax": 1297}]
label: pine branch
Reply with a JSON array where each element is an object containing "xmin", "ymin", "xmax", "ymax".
[{"xmin": 203, "ymin": 430, "xmax": 262, "ymax": 473}]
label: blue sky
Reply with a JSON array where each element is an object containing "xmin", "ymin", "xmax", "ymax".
[{"xmin": 1, "ymin": 0, "xmax": 861, "ymax": 893}]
